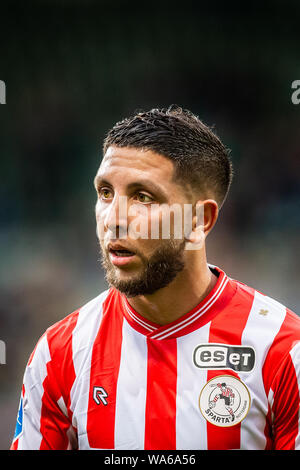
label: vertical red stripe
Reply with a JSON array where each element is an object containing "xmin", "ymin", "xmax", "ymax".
[
  {"xmin": 40, "ymin": 372, "xmax": 71, "ymax": 449},
  {"xmin": 262, "ymin": 309, "xmax": 299, "ymax": 396},
  {"xmin": 46, "ymin": 311, "xmax": 79, "ymax": 415},
  {"xmin": 40, "ymin": 311, "xmax": 79, "ymax": 449},
  {"xmin": 262, "ymin": 309, "xmax": 300, "ymax": 449},
  {"xmin": 86, "ymin": 295, "xmax": 124, "ymax": 449},
  {"xmin": 206, "ymin": 289, "xmax": 253, "ymax": 450},
  {"xmin": 269, "ymin": 350, "xmax": 299, "ymax": 449},
  {"xmin": 144, "ymin": 338, "xmax": 177, "ymax": 450}
]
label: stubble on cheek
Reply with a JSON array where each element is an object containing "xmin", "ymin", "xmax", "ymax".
[{"xmin": 98, "ymin": 238, "xmax": 186, "ymax": 297}]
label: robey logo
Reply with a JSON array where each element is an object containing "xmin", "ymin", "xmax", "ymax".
[
  {"xmin": 199, "ymin": 375, "xmax": 251, "ymax": 427},
  {"xmin": 193, "ymin": 343, "xmax": 255, "ymax": 372}
]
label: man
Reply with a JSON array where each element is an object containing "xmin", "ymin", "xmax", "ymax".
[{"xmin": 11, "ymin": 105, "xmax": 300, "ymax": 450}]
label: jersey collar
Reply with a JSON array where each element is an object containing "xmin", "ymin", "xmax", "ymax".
[{"xmin": 119, "ymin": 265, "xmax": 236, "ymax": 340}]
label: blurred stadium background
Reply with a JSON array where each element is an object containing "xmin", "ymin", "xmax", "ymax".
[{"xmin": 0, "ymin": 1, "xmax": 299, "ymax": 449}]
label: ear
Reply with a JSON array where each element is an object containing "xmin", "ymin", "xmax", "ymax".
[
  {"xmin": 185, "ymin": 199, "xmax": 219, "ymax": 249},
  {"xmin": 201, "ymin": 199, "xmax": 219, "ymax": 237}
]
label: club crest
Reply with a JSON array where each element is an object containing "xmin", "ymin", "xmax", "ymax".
[{"xmin": 199, "ymin": 375, "xmax": 251, "ymax": 427}]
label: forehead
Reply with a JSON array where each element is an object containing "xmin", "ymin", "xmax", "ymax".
[{"xmin": 98, "ymin": 146, "xmax": 175, "ymax": 179}]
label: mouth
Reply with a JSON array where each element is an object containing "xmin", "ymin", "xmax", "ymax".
[{"xmin": 107, "ymin": 243, "xmax": 137, "ymax": 267}]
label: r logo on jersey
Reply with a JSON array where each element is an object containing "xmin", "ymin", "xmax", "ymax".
[
  {"xmin": 199, "ymin": 375, "xmax": 251, "ymax": 427},
  {"xmin": 93, "ymin": 386, "xmax": 108, "ymax": 405}
]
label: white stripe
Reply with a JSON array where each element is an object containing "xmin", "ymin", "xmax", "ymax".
[
  {"xmin": 289, "ymin": 341, "xmax": 300, "ymax": 449},
  {"xmin": 176, "ymin": 322, "xmax": 211, "ymax": 449},
  {"xmin": 124, "ymin": 305, "xmax": 156, "ymax": 332},
  {"xmin": 70, "ymin": 290, "xmax": 109, "ymax": 449},
  {"xmin": 152, "ymin": 277, "xmax": 228, "ymax": 340},
  {"xmin": 114, "ymin": 319, "xmax": 148, "ymax": 449},
  {"xmin": 240, "ymin": 291, "xmax": 286, "ymax": 449},
  {"xmin": 123, "ymin": 300, "xmax": 157, "ymax": 332},
  {"xmin": 57, "ymin": 396, "xmax": 68, "ymax": 417},
  {"xmin": 267, "ymin": 388, "xmax": 275, "ymax": 427},
  {"xmin": 18, "ymin": 334, "xmax": 51, "ymax": 449}
]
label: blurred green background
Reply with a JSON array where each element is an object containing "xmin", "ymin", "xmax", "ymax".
[{"xmin": 0, "ymin": 0, "xmax": 299, "ymax": 449}]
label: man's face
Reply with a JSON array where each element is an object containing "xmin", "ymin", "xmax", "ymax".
[{"xmin": 94, "ymin": 146, "xmax": 195, "ymax": 297}]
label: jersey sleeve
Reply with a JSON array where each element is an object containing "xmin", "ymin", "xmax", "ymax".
[
  {"xmin": 10, "ymin": 333, "xmax": 74, "ymax": 450},
  {"xmin": 270, "ymin": 340, "xmax": 300, "ymax": 450}
]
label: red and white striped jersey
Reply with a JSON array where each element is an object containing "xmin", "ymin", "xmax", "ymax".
[{"xmin": 11, "ymin": 266, "xmax": 300, "ymax": 450}]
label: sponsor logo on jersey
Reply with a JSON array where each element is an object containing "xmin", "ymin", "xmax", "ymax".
[
  {"xmin": 199, "ymin": 374, "xmax": 251, "ymax": 427},
  {"xmin": 193, "ymin": 343, "xmax": 255, "ymax": 372}
]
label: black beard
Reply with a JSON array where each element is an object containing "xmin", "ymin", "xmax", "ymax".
[{"xmin": 100, "ymin": 240, "xmax": 186, "ymax": 297}]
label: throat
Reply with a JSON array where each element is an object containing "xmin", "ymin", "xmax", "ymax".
[{"xmin": 126, "ymin": 268, "xmax": 218, "ymax": 326}]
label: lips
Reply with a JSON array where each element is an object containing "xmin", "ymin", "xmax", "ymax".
[
  {"xmin": 108, "ymin": 243, "xmax": 136, "ymax": 257},
  {"xmin": 107, "ymin": 243, "xmax": 137, "ymax": 266}
]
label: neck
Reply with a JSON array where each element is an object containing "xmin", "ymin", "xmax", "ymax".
[{"xmin": 126, "ymin": 254, "xmax": 218, "ymax": 326}]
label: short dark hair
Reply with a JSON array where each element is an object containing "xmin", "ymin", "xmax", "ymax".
[{"xmin": 103, "ymin": 105, "xmax": 233, "ymax": 208}]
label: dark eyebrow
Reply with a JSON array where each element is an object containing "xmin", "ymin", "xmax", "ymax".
[
  {"xmin": 93, "ymin": 175, "xmax": 112, "ymax": 189},
  {"xmin": 93, "ymin": 175, "xmax": 168, "ymax": 200},
  {"xmin": 126, "ymin": 180, "xmax": 167, "ymax": 198}
]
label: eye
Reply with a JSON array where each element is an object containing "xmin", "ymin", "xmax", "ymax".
[
  {"xmin": 99, "ymin": 187, "xmax": 113, "ymax": 200},
  {"xmin": 135, "ymin": 192, "xmax": 153, "ymax": 203}
]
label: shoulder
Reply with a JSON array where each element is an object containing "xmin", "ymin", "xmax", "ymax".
[
  {"xmin": 46, "ymin": 288, "xmax": 113, "ymax": 353},
  {"xmin": 253, "ymin": 289, "xmax": 300, "ymax": 350},
  {"xmin": 232, "ymin": 275, "xmax": 300, "ymax": 335},
  {"xmin": 229, "ymin": 274, "xmax": 300, "ymax": 358},
  {"xmin": 231, "ymin": 276, "xmax": 300, "ymax": 390},
  {"xmin": 30, "ymin": 288, "xmax": 114, "ymax": 367}
]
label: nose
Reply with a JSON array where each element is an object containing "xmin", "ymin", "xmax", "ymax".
[{"xmin": 98, "ymin": 195, "xmax": 129, "ymax": 240}]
